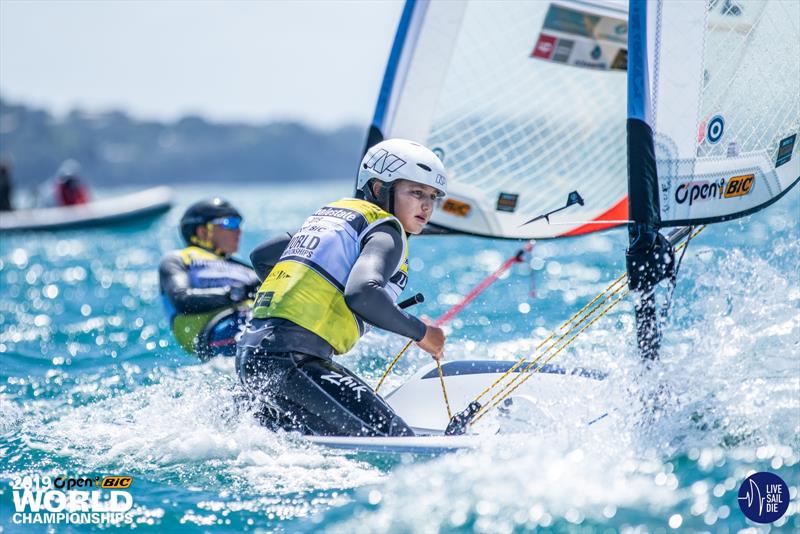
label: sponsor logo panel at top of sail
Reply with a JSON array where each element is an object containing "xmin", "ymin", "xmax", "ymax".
[{"xmin": 530, "ymin": 2, "xmax": 628, "ymax": 71}]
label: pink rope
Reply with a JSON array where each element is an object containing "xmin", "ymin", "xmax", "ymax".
[{"xmin": 433, "ymin": 241, "xmax": 533, "ymax": 327}]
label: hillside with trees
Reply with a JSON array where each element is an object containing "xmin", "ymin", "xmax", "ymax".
[{"xmin": 0, "ymin": 97, "xmax": 365, "ymax": 187}]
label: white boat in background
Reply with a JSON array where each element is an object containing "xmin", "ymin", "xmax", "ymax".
[{"xmin": 0, "ymin": 186, "xmax": 173, "ymax": 232}]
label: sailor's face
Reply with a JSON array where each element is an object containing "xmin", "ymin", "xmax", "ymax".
[
  {"xmin": 392, "ymin": 180, "xmax": 438, "ymax": 234},
  {"xmin": 211, "ymin": 225, "xmax": 241, "ymax": 255}
]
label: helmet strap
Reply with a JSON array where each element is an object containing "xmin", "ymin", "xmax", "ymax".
[
  {"xmin": 367, "ymin": 180, "xmax": 413, "ymax": 238},
  {"xmin": 372, "ymin": 181, "xmax": 395, "ymax": 214},
  {"xmin": 387, "ymin": 183, "xmax": 396, "ymax": 215},
  {"xmin": 364, "ymin": 179, "xmax": 388, "ymax": 211}
]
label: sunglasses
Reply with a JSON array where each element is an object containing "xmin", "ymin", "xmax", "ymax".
[{"xmin": 210, "ymin": 217, "xmax": 242, "ymax": 230}]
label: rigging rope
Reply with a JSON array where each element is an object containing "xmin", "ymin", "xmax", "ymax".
[
  {"xmin": 376, "ymin": 226, "xmax": 706, "ymax": 428},
  {"xmin": 467, "ymin": 277, "xmax": 628, "ymax": 406},
  {"xmin": 468, "ymin": 225, "xmax": 707, "ymax": 424},
  {"xmin": 661, "ymin": 226, "xmax": 695, "ymax": 319},
  {"xmin": 436, "ymin": 360, "xmax": 453, "ymax": 419},
  {"xmin": 375, "ymin": 242, "xmax": 533, "ymax": 393},
  {"xmin": 472, "ymin": 289, "xmax": 629, "ymax": 423}
]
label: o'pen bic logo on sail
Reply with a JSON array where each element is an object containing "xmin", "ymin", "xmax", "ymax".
[
  {"xmin": 10, "ymin": 473, "xmax": 135, "ymax": 526},
  {"xmin": 674, "ymin": 174, "xmax": 755, "ymax": 206},
  {"xmin": 737, "ymin": 471, "xmax": 790, "ymax": 524}
]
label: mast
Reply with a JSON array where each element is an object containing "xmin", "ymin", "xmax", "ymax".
[
  {"xmin": 625, "ymin": 0, "xmax": 674, "ymax": 361},
  {"xmin": 356, "ymin": 0, "xmax": 419, "ymax": 198}
]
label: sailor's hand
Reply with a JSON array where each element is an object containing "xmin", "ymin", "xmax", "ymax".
[
  {"xmin": 417, "ymin": 325, "xmax": 445, "ymax": 361},
  {"xmin": 228, "ymin": 284, "xmax": 248, "ymax": 303},
  {"xmin": 245, "ymin": 280, "xmax": 261, "ymax": 298}
]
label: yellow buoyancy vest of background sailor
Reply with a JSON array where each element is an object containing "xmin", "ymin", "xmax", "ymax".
[
  {"xmin": 167, "ymin": 246, "xmax": 255, "ymax": 353},
  {"xmin": 252, "ymin": 198, "xmax": 409, "ymax": 354}
]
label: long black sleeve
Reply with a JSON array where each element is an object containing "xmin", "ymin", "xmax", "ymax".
[
  {"xmin": 344, "ymin": 224, "xmax": 427, "ymax": 342},
  {"xmin": 159, "ymin": 252, "xmax": 235, "ymax": 313},
  {"xmin": 250, "ymin": 233, "xmax": 292, "ymax": 281}
]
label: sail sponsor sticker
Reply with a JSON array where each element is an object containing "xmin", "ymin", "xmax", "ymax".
[
  {"xmin": 532, "ymin": 34, "xmax": 556, "ymax": 59},
  {"xmin": 610, "ymin": 49, "xmax": 627, "ymax": 71},
  {"xmin": 675, "ymin": 180, "xmax": 724, "ymax": 206},
  {"xmin": 775, "ymin": 134, "xmax": 796, "ymax": 168},
  {"xmin": 706, "ymin": 115, "xmax": 725, "ymax": 144},
  {"xmin": 723, "ymin": 174, "xmax": 755, "ymax": 198},
  {"xmin": 496, "ymin": 193, "xmax": 519, "ymax": 212},
  {"xmin": 442, "ymin": 198, "xmax": 471, "ymax": 217},
  {"xmin": 532, "ymin": 2, "xmax": 627, "ymax": 70},
  {"xmin": 675, "ymin": 175, "xmax": 755, "ymax": 206}
]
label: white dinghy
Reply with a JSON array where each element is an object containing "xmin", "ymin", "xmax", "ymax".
[{"xmin": 311, "ymin": 0, "xmax": 799, "ymax": 453}]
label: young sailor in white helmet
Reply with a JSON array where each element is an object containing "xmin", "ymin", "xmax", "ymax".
[{"xmin": 238, "ymin": 138, "xmax": 447, "ymax": 436}]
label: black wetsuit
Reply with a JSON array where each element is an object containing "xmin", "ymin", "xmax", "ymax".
[
  {"xmin": 237, "ymin": 224, "xmax": 427, "ymax": 437},
  {"xmin": 0, "ymin": 165, "xmax": 12, "ymax": 211},
  {"xmin": 159, "ymin": 247, "xmax": 260, "ymax": 359}
]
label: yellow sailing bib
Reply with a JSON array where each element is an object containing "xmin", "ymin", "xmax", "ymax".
[
  {"xmin": 252, "ymin": 199, "xmax": 409, "ymax": 354},
  {"xmin": 167, "ymin": 246, "xmax": 253, "ymax": 353}
]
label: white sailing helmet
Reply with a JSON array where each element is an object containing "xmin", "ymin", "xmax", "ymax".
[{"xmin": 357, "ymin": 138, "xmax": 448, "ymax": 198}]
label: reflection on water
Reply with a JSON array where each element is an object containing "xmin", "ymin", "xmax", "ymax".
[{"xmin": 1, "ymin": 183, "xmax": 798, "ymax": 531}]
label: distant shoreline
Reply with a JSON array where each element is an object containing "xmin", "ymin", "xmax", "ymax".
[{"xmin": 0, "ymin": 96, "xmax": 366, "ymax": 187}]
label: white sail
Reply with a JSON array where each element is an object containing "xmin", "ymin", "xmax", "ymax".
[
  {"xmin": 640, "ymin": 0, "xmax": 799, "ymax": 225},
  {"xmin": 368, "ymin": 0, "xmax": 631, "ymax": 239}
]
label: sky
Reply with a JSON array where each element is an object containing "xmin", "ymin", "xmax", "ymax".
[{"xmin": 0, "ymin": 0, "xmax": 404, "ymax": 128}]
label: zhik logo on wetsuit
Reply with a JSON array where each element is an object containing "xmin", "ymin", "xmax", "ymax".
[
  {"xmin": 320, "ymin": 372, "xmax": 370, "ymax": 401},
  {"xmin": 364, "ymin": 149, "xmax": 406, "ymax": 175}
]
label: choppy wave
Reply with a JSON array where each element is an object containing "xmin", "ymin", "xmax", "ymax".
[{"xmin": 1, "ymin": 183, "xmax": 798, "ymax": 532}]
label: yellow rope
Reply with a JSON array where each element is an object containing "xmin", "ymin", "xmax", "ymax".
[
  {"xmin": 472, "ymin": 276, "xmax": 628, "ymax": 404},
  {"xmin": 472, "ymin": 280, "xmax": 628, "ymax": 411},
  {"xmin": 436, "ymin": 360, "xmax": 453, "ymax": 419},
  {"xmin": 559, "ymin": 273, "xmax": 627, "ymax": 330},
  {"xmin": 675, "ymin": 226, "xmax": 706, "ymax": 253},
  {"xmin": 376, "ymin": 340, "xmax": 452, "ymax": 420},
  {"xmin": 375, "ymin": 226, "xmax": 706, "ymax": 424},
  {"xmin": 469, "ymin": 225, "xmax": 706, "ymax": 424},
  {"xmin": 472, "ymin": 289, "xmax": 629, "ymax": 423},
  {"xmin": 374, "ymin": 340, "xmax": 413, "ymax": 393}
]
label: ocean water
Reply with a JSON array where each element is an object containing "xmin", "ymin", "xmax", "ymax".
[{"xmin": 1, "ymin": 182, "xmax": 798, "ymax": 533}]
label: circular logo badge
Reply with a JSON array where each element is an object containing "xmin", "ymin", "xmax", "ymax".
[
  {"xmin": 432, "ymin": 147, "xmax": 446, "ymax": 163},
  {"xmin": 737, "ymin": 471, "xmax": 790, "ymax": 523},
  {"xmin": 706, "ymin": 115, "xmax": 725, "ymax": 144}
]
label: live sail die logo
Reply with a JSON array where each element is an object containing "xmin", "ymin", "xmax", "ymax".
[
  {"xmin": 9, "ymin": 473, "xmax": 135, "ymax": 526},
  {"xmin": 737, "ymin": 472, "xmax": 790, "ymax": 524}
]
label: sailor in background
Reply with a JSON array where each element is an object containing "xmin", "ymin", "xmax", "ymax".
[
  {"xmin": 0, "ymin": 161, "xmax": 12, "ymax": 211},
  {"xmin": 238, "ymin": 138, "xmax": 447, "ymax": 437},
  {"xmin": 160, "ymin": 198, "xmax": 260, "ymax": 360},
  {"xmin": 37, "ymin": 160, "xmax": 92, "ymax": 207}
]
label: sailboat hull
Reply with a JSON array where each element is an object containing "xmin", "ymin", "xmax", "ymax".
[{"xmin": 307, "ymin": 359, "xmax": 609, "ymax": 454}]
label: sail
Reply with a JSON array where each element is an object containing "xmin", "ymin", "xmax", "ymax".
[
  {"xmin": 366, "ymin": 0, "xmax": 631, "ymax": 239},
  {"xmin": 629, "ymin": 0, "xmax": 800, "ymax": 227}
]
